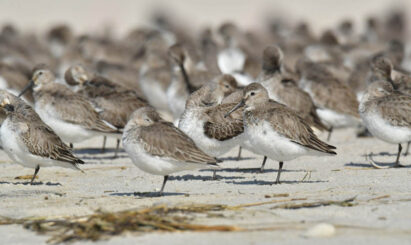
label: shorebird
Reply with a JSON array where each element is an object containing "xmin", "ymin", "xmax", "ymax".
[
  {"xmin": 122, "ymin": 107, "xmax": 219, "ymax": 195},
  {"xmin": 139, "ymin": 47, "xmax": 172, "ymax": 112},
  {"xmin": 217, "ymin": 23, "xmax": 254, "ymax": 86},
  {"xmin": 179, "ymin": 74, "xmax": 243, "ymax": 158},
  {"xmin": 296, "ymin": 59, "xmax": 360, "ymax": 140},
  {"xmin": 225, "ymin": 83, "xmax": 336, "ymax": 184},
  {"xmin": 18, "ymin": 69, "xmax": 119, "ymax": 146},
  {"xmin": 258, "ymin": 46, "xmax": 328, "ymax": 131},
  {"xmin": 359, "ymin": 81, "xmax": 411, "ymax": 168},
  {"xmin": 64, "ymin": 64, "xmax": 148, "ymax": 156},
  {"xmin": 167, "ymin": 43, "xmax": 215, "ymax": 120},
  {"xmin": 0, "ymin": 62, "xmax": 34, "ymax": 103},
  {"xmin": 0, "ymin": 90, "xmax": 83, "ymax": 184}
]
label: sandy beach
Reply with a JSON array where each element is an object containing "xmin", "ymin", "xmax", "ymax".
[
  {"xmin": 0, "ymin": 0, "xmax": 410, "ymax": 244},
  {"xmin": 0, "ymin": 127, "xmax": 410, "ymax": 244}
]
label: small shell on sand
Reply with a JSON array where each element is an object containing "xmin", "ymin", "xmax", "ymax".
[{"xmin": 303, "ymin": 223, "xmax": 336, "ymax": 238}]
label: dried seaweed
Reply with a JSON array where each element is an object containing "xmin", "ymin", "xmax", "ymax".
[
  {"xmin": 0, "ymin": 197, "xmax": 360, "ymax": 244},
  {"xmin": 0, "ymin": 204, "xmax": 241, "ymax": 244},
  {"xmin": 14, "ymin": 175, "xmax": 36, "ymax": 180},
  {"xmin": 271, "ymin": 197, "xmax": 357, "ymax": 209}
]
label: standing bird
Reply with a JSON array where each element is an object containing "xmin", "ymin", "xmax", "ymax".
[
  {"xmin": 296, "ymin": 59, "xmax": 360, "ymax": 140},
  {"xmin": 122, "ymin": 107, "xmax": 219, "ymax": 195},
  {"xmin": 225, "ymin": 83, "xmax": 336, "ymax": 184},
  {"xmin": 18, "ymin": 69, "xmax": 119, "ymax": 147},
  {"xmin": 179, "ymin": 75, "xmax": 244, "ymax": 158},
  {"xmin": 64, "ymin": 65, "xmax": 148, "ymax": 157},
  {"xmin": 0, "ymin": 90, "xmax": 83, "ymax": 184},
  {"xmin": 167, "ymin": 43, "xmax": 215, "ymax": 120},
  {"xmin": 258, "ymin": 46, "xmax": 328, "ymax": 131},
  {"xmin": 359, "ymin": 81, "xmax": 410, "ymax": 168}
]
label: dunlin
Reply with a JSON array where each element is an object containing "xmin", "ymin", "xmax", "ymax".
[
  {"xmin": 65, "ymin": 65, "xmax": 148, "ymax": 156},
  {"xmin": 179, "ymin": 74, "xmax": 243, "ymax": 158},
  {"xmin": 0, "ymin": 90, "xmax": 83, "ymax": 184},
  {"xmin": 167, "ymin": 43, "xmax": 215, "ymax": 119},
  {"xmin": 359, "ymin": 81, "xmax": 411, "ymax": 168},
  {"xmin": 19, "ymin": 69, "xmax": 119, "ymax": 146},
  {"xmin": 225, "ymin": 83, "xmax": 336, "ymax": 184},
  {"xmin": 258, "ymin": 46, "xmax": 328, "ymax": 131},
  {"xmin": 122, "ymin": 107, "xmax": 218, "ymax": 195},
  {"xmin": 296, "ymin": 59, "xmax": 360, "ymax": 140}
]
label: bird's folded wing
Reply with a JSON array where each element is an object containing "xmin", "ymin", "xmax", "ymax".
[
  {"xmin": 378, "ymin": 95, "xmax": 411, "ymax": 128},
  {"xmin": 204, "ymin": 103, "xmax": 244, "ymax": 141},
  {"xmin": 139, "ymin": 123, "xmax": 217, "ymax": 164},
  {"xmin": 21, "ymin": 121, "xmax": 83, "ymax": 164}
]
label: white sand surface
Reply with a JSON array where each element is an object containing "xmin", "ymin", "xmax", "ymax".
[{"xmin": 0, "ymin": 128, "xmax": 410, "ymax": 244}]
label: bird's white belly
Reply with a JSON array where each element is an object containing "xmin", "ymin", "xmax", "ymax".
[
  {"xmin": 166, "ymin": 80, "xmax": 188, "ymax": 120},
  {"xmin": 218, "ymin": 48, "xmax": 245, "ymax": 74},
  {"xmin": 140, "ymin": 76, "xmax": 169, "ymax": 111},
  {"xmin": 0, "ymin": 119, "xmax": 77, "ymax": 169},
  {"xmin": 178, "ymin": 109, "xmax": 240, "ymax": 157},
  {"xmin": 361, "ymin": 112, "xmax": 411, "ymax": 144},
  {"xmin": 245, "ymin": 121, "xmax": 310, "ymax": 162},
  {"xmin": 316, "ymin": 108, "xmax": 359, "ymax": 128},
  {"xmin": 123, "ymin": 141, "xmax": 200, "ymax": 176},
  {"xmin": 0, "ymin": 77, "xmax": 21, "ymax": 97},
  {"xmin": 231, "ymin": 72, "xmax": 253, "ymax": 86},
  {"xmin": 35, "ymin": 103, "xmax": 95, "ymax": 143}
]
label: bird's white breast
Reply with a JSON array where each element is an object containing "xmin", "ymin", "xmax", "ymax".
[
  {"xmin": 35, "ymin": 102, "xmax": 95, "ymax": 143},
  {"xmin": 316, "ymin": 108, "xmax": 359, "ymax": 128},
  {"xmin": 218, "ymin": 48, "xmax": 246, "ymax": 74},
  {"xmin": 361, "ymin": 110, "xmax": 411, "ymax": 144},
  {"xmin": 122, "ymin": 137, "xmax": 202, "ymax": 176},
  {"xmin": 245, "ymin": 120, "xmax": 320, "ymax": 162},
  {"xmin": 0, "ymin": 118, "xmax": 77, "ymax": 170},
  {"xmin": 178, "ymin": 109, "xmax": 241, "ymax": 157}
]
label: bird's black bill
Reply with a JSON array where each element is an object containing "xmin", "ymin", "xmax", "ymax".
[
  {"xmin": 224, "ymin": 100, "xmax": 245, "ymax": 118},
  {"xmin": 18, "ymin": 80, "xmax": 34, "ymax": 98}
]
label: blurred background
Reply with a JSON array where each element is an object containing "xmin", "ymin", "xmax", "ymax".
[{"xmin": 0, "ymin": 0, "xmax": 408, "ymax": 36}]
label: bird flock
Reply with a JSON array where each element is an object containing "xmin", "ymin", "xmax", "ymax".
[{"xmin": 0, "ymin": 9, "xmax": 410, "ymax": 195}]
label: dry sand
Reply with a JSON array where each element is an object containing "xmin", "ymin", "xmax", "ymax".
[{"xmin": 0, "ymin": 128, "xmax": 410, "ymax": 244}]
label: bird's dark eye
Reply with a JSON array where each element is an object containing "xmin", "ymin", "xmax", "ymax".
[
  {"xmin": 225, "ymin": 84, "xmax": 229, "ymax": 88},
  {"xmin": 250, "ymin": 92, "xmax": 255, "ymax": 96}
]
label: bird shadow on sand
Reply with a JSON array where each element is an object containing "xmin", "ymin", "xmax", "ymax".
[
  {"xmin": 74, "ymin": 148, "xmax": 126, "ymax": 158},
  {"xmin": 205, "ymin": 167, "xmax": 305, "ymax": 174},
  {"xmin": 225, "ymin": 179, "xmax": 328, "ymax": 185},
  {"xmin": 168, "ymin": 174, "xmax": 245, "ymax": 182},
  {"xmin": 218, "ymin": 156, "xmax": 255, "ymax": 161},
  {"xmin": 110, "ymin": 192, "xmax": 185, "ymax": 198},
  {"xmin": 79, "ymin": 155, "xmax": 128, "ymax": 161},
  {"xmin": 200, "ymin": 168, "xmax": 307, "ymax": 174},
  {"xmin": 0, "ymin": 181, "xmax": 62, "ymax": 186},
  {"xmin": 360, "ymin": 152, "xmax": 400, "ymax": 158},
  {"xmin": 345, "ymin": 162, "xmax": 411, "ymax": 168},
  {"xmin": 74, "ymin": 147, "xmax": 122, "ymax": 154}
]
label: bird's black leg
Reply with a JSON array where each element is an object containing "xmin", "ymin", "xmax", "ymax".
[
  {"xmin": 327, "ymin": 127, "xmax": 333, "ymax": 141},
  {"xmin": 395, "ymin": 144, "xmax": 404, "ymax": 167},
  {"xmin": 212, "ymin": 170, "xmax": 218, "ymax": 180},
  {"xmin": 236, "ymin": 146, "xmax": 242, "ymax": 161},
  {"xmin": 30, "ymin": 166, "xmax": 40, "ymax": 185},
  {"xmin": 159, "ymin": 175, "xmax": 169, "ymax": 195},
  {"xmin": 113, "ymin": 139, "xmax": 120, "ymax": 158},
  {"xmin": 101, "ymin": 136, "xmax": 107, "ymax": 153},
  {"xmin": 260, "ymin": 156, "xmax": 267, "ymax": 173},
  {"xmin": 275, "ymin": 162, "xmax": 284, "ymax": 184},
  {"xmin": 404, "ymin": 142, "xmax": 410, "ymax": 156}
]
